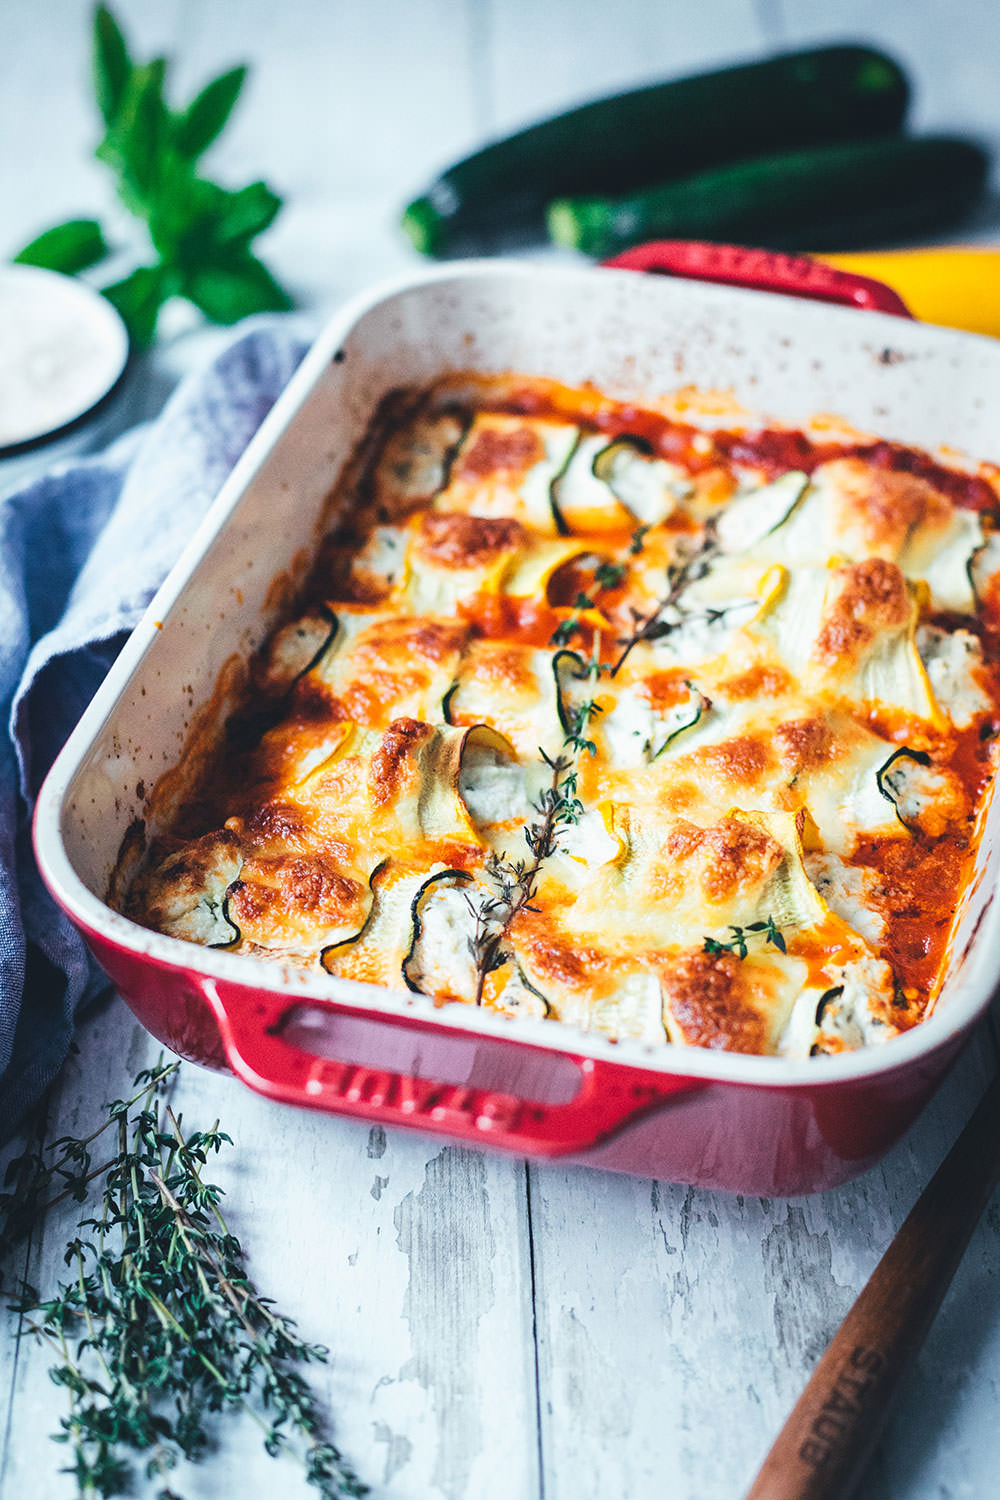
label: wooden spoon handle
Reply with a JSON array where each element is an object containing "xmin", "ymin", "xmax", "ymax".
[{"xmin": 744, "ymin": 1067, "xmax": 1000, "ymax": 1500}]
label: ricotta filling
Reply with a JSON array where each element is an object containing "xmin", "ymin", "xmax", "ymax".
[
  {"xmin": 590, "ymin": 682, "xmax": 704, "ymax": 767},
  {"xmin": 649, "ymin": 598, "xmax": 760, "ymax": 667},
  {"xmin": 917, "ymin": 625, "xmax": 991, "ymax": 729},
  {"xmin": 554, "ymin": 809, "xmax": 620, "ymax": 868},
  {"xmin": 816, "ymin": 956, "xmax": 900, "ymax": 1049},
  {"xmin": 804, "ymin": 852, "xmax": 886, "ymax": 947},
  {"xmin": 352, "ymin": 524, "xmax": 406, "ymax": 589},
  {"xmin": 458, "ymin": 746, "xmax": 531, "ymax": 832},
  {"xmin": 589, "ymin": 970, "xmax": 667, "ymax": 1044},
  {"xmin": 879, "ymin": 752, "xmax": 966, "ymax": 837},
  {"xmin": 598, "ymin": 444, "xmax": 693, "ymax": 525},
  {"xmin": 715, "ymin": 471, "xmax": 810, "ymax": 553},
  {"xmin": 405, "ymin": 883, "xmax": 478, "ymax": 1002}
]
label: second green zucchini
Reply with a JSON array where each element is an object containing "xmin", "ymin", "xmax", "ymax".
[{"xmin": 547, "ymin": 135, "xmax": 989, "ymax": 258}]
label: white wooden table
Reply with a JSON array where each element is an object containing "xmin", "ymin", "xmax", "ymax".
[{"xmin": 3, "ymin": 3, "xmax": 1000, "ymax": 1497}]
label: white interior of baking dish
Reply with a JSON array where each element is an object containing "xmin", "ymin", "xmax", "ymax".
[{"xmin": 34, "ymin": 262, "xmax": 1000, "ymax": 1087}]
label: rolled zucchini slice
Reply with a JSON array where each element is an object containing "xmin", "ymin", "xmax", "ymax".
[
  {"xmin": 715, "ymin": 471, "xmax": 810, "ymax": 553},
  {"xmin": 591, "ymin": 435, "xmax": 693, "ymax": 526},
  {"xmin": 441, "ymin": 681, "xmax": 460, "ymax": 724},
  {"xmin": 403, "ymin": 868, "xmax": 475, "ymax": 997},
  {"xmin": 875, "ymin": 746, "xmax": 966, "ymax": 837},
  {"xmin": 405, "ymin": 871, "xmax": 554, "ymax": 1011},
  {"xmin": 129, "ymin": 829, "xmax": 244, "ymax": 949},
  {"xmin": 256, "ymin": 605, "xmax": 339, "ymax": 696},
  {"xmin": 323, "ymin": 861, "xmax": 460, "ymax": 987},
  {"xmin": 574, "ymin": 666, "xmax": 708, "ymax": 768},
  {"xmin": 550, "ymin": 433, "xmax": 640, "ymax": 534},
  {"xmin": 553, "ymin": 648, "xmax": 588, "ymax": 737},
  {"xmin": 648, "ymin": 683, "xmax": 708, "ymax": 760},
  {"xmin": 434, "ymin": 413, "xmax": 579, "ymax": 534},
  {"xmin": 490, "ymin": 962, "xmax": 552, "ymax": 1018}
]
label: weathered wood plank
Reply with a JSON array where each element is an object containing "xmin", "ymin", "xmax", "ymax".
[
  {"xmin": 529, "ymin": 1020, "xmax": 1000, "ymax": 1500},
  {"xmin": 0, "ymin": 995, "xmax": 539, "ymax": 1500}
]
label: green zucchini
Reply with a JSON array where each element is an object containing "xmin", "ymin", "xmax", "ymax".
[
  {"xmin": 592, "ymin": 437, "xmax": 692, "ymax": 525},
  {"xmin": 227, "ymin": 605, "xmax": 338, "ymax": 753},
  {"xmin": 548, "ymin": 135, "xmax": 989, "ymax": 258},
  {"xmin": 553, "ymin": 648, "xmax": 587, "ymax": 736},
  {"xmin": 649, "ymin": 684, "xmax": 707, "ymax": 760},
  {"xmin": 498, "ymin": 964, "xmax": 552, "ymax": 1018},
  {"xmin": 441, "ymin": 681, "xmax": 460, "ymax": 725},
  {"xmin": 876, "ymin": 747, "xmax": 932, "ymax": 830},
  {"xmin": 402, "ymin": 868, "xmax": 473, "ymax": 995},
  {"xmin": 319, "ymin": 859, "xmax": 388, "ymax": 970},
  {"xmin": 814, "ymin": 985, "xmax": 845, "ymax": 1025},
  {"xmin": 402, "ymin": 45, "xmax": 909, "ymax": 256},
  {"xmin": 715, "ymin": 472, "xmax": 809, "ymax": 553},
  {"xmin": 212, "ymin": 892, "xmax": 242, "ymax": 950}
]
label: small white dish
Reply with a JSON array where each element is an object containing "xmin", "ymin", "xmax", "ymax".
[{"xmin": 0, "ymin": 263, "xmax": 130, "ymax": 493}]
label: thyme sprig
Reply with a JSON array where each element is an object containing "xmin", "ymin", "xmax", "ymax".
[
  {"xmin": 612, "ymin": 522, "xmax": 719, "ymax": 677},
  {"xmin": 0, "ymin": 1058, "xmax": 181, "ymax": 1274},
  {"xmin": 466, "ymin": 663, "xmax": 605, "ymax": 1004},
  {"xmin": 702, "ymin": 917, "xmax": 787, "ymax": 960},
  {"xmin": 550, "ymin": 590, "xmax": 602, "ymax": 649},
  {"xmin": 548, "ymin": 557, "xmax": 627, "ymax": 650},
  {"xmin": 3, "ymin": 1060, "xmax": 366, "ymax": 1500}
]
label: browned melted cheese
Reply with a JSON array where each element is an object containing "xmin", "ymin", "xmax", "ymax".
[
  {"xmin": 124, "ymin": 376, "xmax": 1000, "ymax": 1058},
  {"xmin": 813, "ymin": 559, "xmax": 913, "ymax": 669},
  {"xmin": 824, "ymin": 458, "xmax": 953, "ymax": 555}
]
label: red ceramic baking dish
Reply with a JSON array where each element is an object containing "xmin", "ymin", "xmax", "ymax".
[{"xmin": 33, "ymin": 245, "xmax": 1000, "ymax": 1195}]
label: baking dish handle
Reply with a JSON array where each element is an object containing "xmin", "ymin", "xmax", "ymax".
[
  {"xmin": 602, "ymin": 239, "xmax": 913, "ymax": 318},
  {"xmin": 198, "ymin": 978, "xmax": 702, "ymax": 1157}
]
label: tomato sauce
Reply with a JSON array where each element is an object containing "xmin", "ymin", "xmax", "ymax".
[{"xmin": 486, "ymin": 388, "xmax": 1000, "ymax": 511}]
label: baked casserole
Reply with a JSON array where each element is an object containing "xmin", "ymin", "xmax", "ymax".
[{"xmin": 124, "ymin": 375, "xmax": 1000, "ymax": 1058}]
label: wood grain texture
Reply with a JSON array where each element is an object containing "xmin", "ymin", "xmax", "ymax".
[
  {"xmin": 745, "ymin": 1066, "xmax": 1000, "ymax": 1499},
  {"xmin": 526, "ymin": 1026, "xmax": 1000, "ymax": 1500},
  {"xmin": 4, "ymin": 2, "xmax": 1000, "ymax": 1497}
]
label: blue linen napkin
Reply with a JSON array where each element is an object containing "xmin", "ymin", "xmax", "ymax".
[{"xmin": 1, "ymin": 323, "xmax": 308, "ymax": 1141}]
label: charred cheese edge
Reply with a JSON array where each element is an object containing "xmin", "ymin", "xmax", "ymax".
[{"xmin": 125, "ymin": 380, "xmax": 1000, "ymax": 1060}]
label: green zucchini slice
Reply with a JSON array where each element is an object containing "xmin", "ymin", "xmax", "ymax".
[
  {"xmin": 591, "ymin": 436, "xmax": 693, "ymax": 525},
  {"xmin": 436, "ymin": 415, "xmax": 579, "ymax": 535},
  {"xmin": 596, "ymin": 678, "xmax": 707, "ymax": 767},
  {"xmin": 130, "ymin": 830, "xmax": 244, "ymax": 950},
  {"xmin": 441, "ymin": 681, "xmax": 459, "ymax": 725},
  {"xmin": 551, "ymin": 432, "xmax": 636, "ymax": 533},
  {"xmin": 212, "ymin": 892, "xmax": 242, "ymax": 949},
  {"xmin": 590, "ymin": 969, "xmax": 668, "ymax": 1043},
  {"xmin": 257, "ymin": 604, "xmax": 339, "ymax": 696},
  {"xmin": 814, "ymin": 985, "xmax": 845, "ymax": 1025},
  {"xmin": 648, "ymin": 683, "xmax": 707, "ymax": 760},
  {"xmin": 497, "ymin": 964, "xmax": 552, "ymax": 1018},
  {"xmin": 901, "ymin": 506, "xmax": 983, "ymax": 614},
  {"xmin": 370, "ymin": 406, "xmax": 471, "ymax": 516},
  {"xmin": 715, "ymin": 471, "xmax": 810, "ymax": 553},
  {"xmin": 875, "ymin": 747, "xmax": 933, "ymax": 831},
  {"xmin": 449, "ymin": 640, "xmax": 567, "ymax": 759},
  {"xmin": 967, "ymin": 532, "xmax": 1000, "ymax": 611},
  {"xmin": 319, "ymin": 858, "xmax": 415, "ymax": 983},
  {"xmin": 552, "ymin": 648, "xmax": 588, "ymax": 736},
  {"xmin": 402, "ymin": 868, "xmax": 474, "ymax": 995}
]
